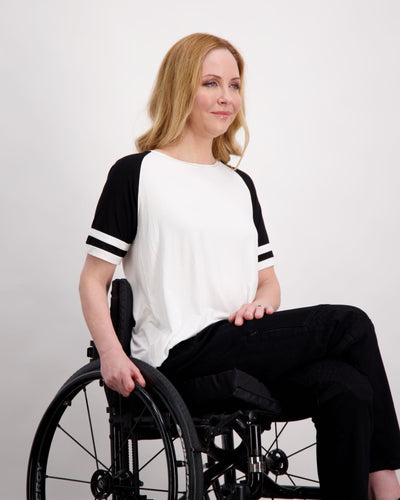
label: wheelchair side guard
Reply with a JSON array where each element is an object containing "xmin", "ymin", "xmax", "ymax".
[
  {"xmin": 175, "ymin": 369, "xmax": 285, "ymax": 417},
  {"xmin": 110, "ymin": 278, "xmax": 135, "ymax": 356}
]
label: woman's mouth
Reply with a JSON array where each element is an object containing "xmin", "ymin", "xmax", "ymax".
[{"xmin": 211, "ymin": 111, "xmax": 232, "ymax": 119}]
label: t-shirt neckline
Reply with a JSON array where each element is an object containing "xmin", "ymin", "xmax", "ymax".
[{"xmin": 151, "ymin": 150, "xmax": 219, "ymax": 168}]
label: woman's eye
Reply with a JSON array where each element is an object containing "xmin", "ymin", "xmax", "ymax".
[{"xmin": 202, "ymin": 81, "xmax": 240, "ymax": 89}]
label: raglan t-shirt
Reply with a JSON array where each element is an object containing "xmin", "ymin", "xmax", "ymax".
[{"xmin": 86, "ymin": 150, "xmax": 275, "ymax": 367}]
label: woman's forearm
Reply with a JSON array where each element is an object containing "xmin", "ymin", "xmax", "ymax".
[
  {"xmin": 79, "ymin": 274, "xmax": 123, "ymax": 356},
  {"xmin": 79, "ymin": 255, "xmax": 123, "ymax": 356}
]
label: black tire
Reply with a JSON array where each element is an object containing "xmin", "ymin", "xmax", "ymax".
[{"xmin": 27, "ymin": 359, "xmax": 204, "ymax": 499}]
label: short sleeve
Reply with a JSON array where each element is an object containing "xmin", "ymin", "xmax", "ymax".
[
  {"xmin": 235, "ymin": 169, "xmax": 275, "ymax": 270},
  {"xmin": 85, "ymin": 152, "xmax": 148, "ymax": 265}
]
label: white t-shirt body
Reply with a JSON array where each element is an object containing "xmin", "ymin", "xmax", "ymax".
[{"xmin": 86, "ymin": 150, "xmax": 275, "ymax": 366}]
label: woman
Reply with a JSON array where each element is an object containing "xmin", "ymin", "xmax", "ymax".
[{"xmin": 79, "ymin": 33, "xmax": 400, "ymax": 499}]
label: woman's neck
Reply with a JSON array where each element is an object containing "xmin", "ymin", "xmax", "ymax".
[{"xmin": 156, "ymin": 133, "xmax": 216, "ymax": 165}]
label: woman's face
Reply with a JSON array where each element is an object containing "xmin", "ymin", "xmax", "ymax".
[{"xmin": 184, "ymin": 48, "xmax": 242, "ymax": 141}]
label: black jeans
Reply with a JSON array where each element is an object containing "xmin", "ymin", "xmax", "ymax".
[{"xmin": 160, "ymin": 304, "xmax": 400, "ymax": 500}]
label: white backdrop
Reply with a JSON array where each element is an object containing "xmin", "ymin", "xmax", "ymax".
[{"xmin": 2, "ymin": 0, "xmax": 400, "ymax": 497}]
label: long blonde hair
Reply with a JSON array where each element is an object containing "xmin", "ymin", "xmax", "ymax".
[{"xmin": 135, "ymin": 33, "xmax": 249, "ymax": 165}]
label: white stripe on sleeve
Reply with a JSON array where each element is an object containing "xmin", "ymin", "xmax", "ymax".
[
  {"xmin": 258, "ymin": 243, "xmax": 273, "ymax": 256},
  {"xmin": 88, "ymin": 228, "xmax": 130, "ymax": 251},
  {"xmin": 86, "ymin": 245, "xmax": 123, "ymax": 266}
]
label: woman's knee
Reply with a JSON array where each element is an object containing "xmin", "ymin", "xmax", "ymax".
[
  {"xmin": 324, "ymin": 304, "xmax": 374, "ymax": 329},
  {"xmin": 316, "ymin": 304, "xmax": 377, "ymax": 353},
  {"xmin": 342, "ymin": 305, "xmax": 378, "ymax": 348},
  {"xmin": 345, "ymin": 305, "xmax": 374, "ymax": 328}
]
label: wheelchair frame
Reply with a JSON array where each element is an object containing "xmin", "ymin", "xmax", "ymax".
[{"xmin": 27, "ymin": 280, "xmax": 321, "ymax": 499}]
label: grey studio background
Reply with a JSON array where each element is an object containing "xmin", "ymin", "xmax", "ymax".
[{"xmin": 2, "ymin": 0, "xmax": 400, "ymax": 497}]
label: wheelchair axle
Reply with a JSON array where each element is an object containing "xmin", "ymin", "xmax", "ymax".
[{"xmin": 90, "ymin": 468, "xmax": 146, "ymax": 499}]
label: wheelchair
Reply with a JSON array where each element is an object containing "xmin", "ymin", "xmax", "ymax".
[{"xmin": 27, "ymin": 279, "xmax": 321, "ymax": 499}]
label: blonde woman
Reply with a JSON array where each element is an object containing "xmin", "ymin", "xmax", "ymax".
[{"xmin": 79, "ymin": 33, "xmax": 400, "ymax": 500}]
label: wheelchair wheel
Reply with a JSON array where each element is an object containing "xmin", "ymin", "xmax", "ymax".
[
  {"xmin": 27, "ymin": 359, "xmax": 203, "ymax": 500},
  {"xmin": 261, "ymin": 419, "xmax": 319, "ymax": 498},
  {"xmin": 202, "ymin": 416, "xmax": 319, "ymax": 499}
]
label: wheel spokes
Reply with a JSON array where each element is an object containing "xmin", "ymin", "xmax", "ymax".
[
  {"xmin": 83, "ymin": 386, "xmax": 99, "ymax": 469},
  {"xmin": 56, "ymin": 423, "xmax": 109, "ymax": 470},
  {"xmin": 45, "ymin": 474, "xmax": 90, "ymax": 485}
]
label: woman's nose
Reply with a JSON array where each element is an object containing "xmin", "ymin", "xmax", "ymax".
[
  {"xmin": 217, "ymin": 87, "xmax": 230, "ymax": 104},
  {"xmin": 217, "ymin": 95, "xmax": 227, "ymax": 104}
]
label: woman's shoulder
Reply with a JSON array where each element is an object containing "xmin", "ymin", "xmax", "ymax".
[
  {"xmin": 112, "ymin": 151, "xmax": 151, "ymax": 170},
  {"xmin": 105, "ymin": 151, "xmax": 152, "ymax": 181},
  {"xmin": 231, "ymin": 167, "xmax": 256, "ymax": 188}
]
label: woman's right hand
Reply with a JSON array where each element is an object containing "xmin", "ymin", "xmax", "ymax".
[{"xmin": 100, "ymin": 346, "xmax": 146, "ymax": 397}]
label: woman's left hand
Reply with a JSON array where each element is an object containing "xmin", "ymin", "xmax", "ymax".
[{"xmin": 228, "ymin": 302, "xmax": 274, "ymax": 326}]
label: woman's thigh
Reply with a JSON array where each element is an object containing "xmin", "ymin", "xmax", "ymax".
[{"xmin": 160, "ymin": 304, "xmax": 362, "ymax": 384}]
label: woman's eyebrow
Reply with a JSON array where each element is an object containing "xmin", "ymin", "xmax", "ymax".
[{"xmin": 202, "ymin": 74, "xmax": 241, "ymax": 81}]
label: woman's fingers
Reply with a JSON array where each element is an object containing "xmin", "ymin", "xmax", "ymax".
[
  {"xmin": 254, "ymin": 304, "xmax": 265, "ymax": 319},
  {"xmin": 130, "ymin": 363, "xmax": 146, "ymax": 388},
  {"xmin": 234, "ymin": 304, "xmax": 248, "ymax": 325},
  {"xmin": 228, "ymin": 311, "xmax": 236, "ymax": 323},
  {"xmin": 233, "ymin": 303, "xmax": 260, "ymax": 325},
  {"xmin": 230, "ymin": 302, "xmax": 274, "ymax": 326},
  {"xmin": 121, "ymin": 375, "xmax": 135, "ymax": 397},
  {"xmin": 118, "ymin": 362, "xmax": 146, "ymax": 396},
  {"xmin": 101, "ymin": 351, "xmax": 146, "ymax": 397}
]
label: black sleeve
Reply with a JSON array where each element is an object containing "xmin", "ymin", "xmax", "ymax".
[
  {"xmin": 235, "ymin": 168, "xmax": 275, "ymax": 265},
  {"xmin": 85, "ymin": 151, "xmax": 149, "ymax": 262}
]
